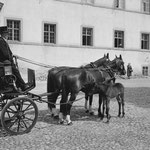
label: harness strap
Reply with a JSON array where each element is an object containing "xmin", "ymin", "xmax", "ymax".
[{"xmin": 90, "ymin": 62, "xmax": 97, "ymax": 68}]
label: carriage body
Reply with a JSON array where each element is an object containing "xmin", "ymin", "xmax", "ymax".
[
  {"xmin": 0, "ymin": 60, "xmax": 38, "ymax": 135},
  {"xmin": 0, "ymin": 61, "xmax": 15, "ymax": 93}
]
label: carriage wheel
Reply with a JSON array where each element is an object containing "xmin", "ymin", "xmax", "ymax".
[{"xmin": 1, "ymin": 97, "xmax": 38, "ymax": 135}]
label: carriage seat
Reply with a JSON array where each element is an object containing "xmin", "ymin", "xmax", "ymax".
[
  {"xmin": 0, "ymin": 60, "xmax": 12, "ymax": 77},
  {"xmin": 0, "ymin": 60, "xmax": 11, "ymax": 65}
]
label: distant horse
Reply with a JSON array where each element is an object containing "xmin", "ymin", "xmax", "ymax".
[
  {"xmin": 47, "ymin": 53, "xmax": 109, "ymax": 117},
  {"xmin": 90, "ymin": 77, "xmax": 125, "ymax": 122},
  {"xmin": 60, "ymin": 55, "xmax": 126, "ymax": 124}
]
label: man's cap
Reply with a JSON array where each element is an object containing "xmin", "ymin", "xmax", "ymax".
[{"xmin": 0, "ymin": 26, "xmax": 8, "ymax": 34}]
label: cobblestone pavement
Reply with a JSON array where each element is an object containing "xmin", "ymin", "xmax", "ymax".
[{"xmin": 0, "ymin": 78, "xmax": 150, "ymax": 150}]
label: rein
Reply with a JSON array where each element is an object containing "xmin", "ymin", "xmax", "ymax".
[{"xmin": 117, "ymin": 75, "xmax": 126, "ymax": 79}]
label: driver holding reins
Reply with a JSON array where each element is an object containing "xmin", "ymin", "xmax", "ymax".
[{"xmin": 0, "ymin": 26, "xmax": 30, "ymax": 91}]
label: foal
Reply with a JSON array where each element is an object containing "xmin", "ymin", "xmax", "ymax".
[{"xmin": 91, "ymin": 78, "xmax": 125, "ymax": 122}]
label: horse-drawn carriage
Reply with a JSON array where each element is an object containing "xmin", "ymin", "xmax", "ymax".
[
  {"xmin": 0, "ymin": 58, "xmax": 39, "ymax": 135},
  {"xmin": 0, "ymin": 53, "xmax": 126, "ymax": 135}
]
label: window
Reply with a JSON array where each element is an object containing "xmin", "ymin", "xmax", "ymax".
[
  {"xmin": 141, "ymin": 33, "xmax": 149, "ymax": 50},
  {"xmin": 81, "ymin": 0, "xmax": 94, "ymax": 4},
  {"xmin": 142, "ymin": 0, "xmax": 150, "ymax": 13},
  {"xmin": 142, "ymin": 66, "xmax": 148, "ymax": 76},
  {"xmin": 44, "ymin": 24, "xmax": 56, "ymax": 44},
  {"xmin": 114, "ymin": 0, "xmax": 125, "ymax": 9},
  {"xmin": 82, "ymin": 27, "xmax": 93, "ymax": 46},
  {"xmin": 7, "ymin": 20, "xmax": 21, "ymax": 41},
  {"xmin": 114, "ymin": 30, "xmax": 124, "ymax": 48}
]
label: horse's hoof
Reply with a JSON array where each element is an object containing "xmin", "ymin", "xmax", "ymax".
[
  {"xmin": 53, "ymin": 115, "xmax": 59, "ymax": 119},
  {"xmin": 67, "ymin": 122, "xmax": 73, "ymax": 126},
  {"xmin": 89, "ymin": 112, "xmax": 94, "ymax": 115},
  {"xmin": 85, "ymin": 110, "xmax": 89, "ymax": 113},
  {"xmin": 98, "ymin": 114, "xmax": 104, "ymax": 118},
  {"xmin": 58, "ymin": 120, "xmax": 64, "ymax": 125},
  {"xmin": 97, "ymin": 118, "xmax": 103, "ymax": 121},
  {"xmin": 106, "ymin": 120, "xmax": 109, "ymax": 124}
]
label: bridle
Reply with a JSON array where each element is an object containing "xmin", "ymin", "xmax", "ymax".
[{"xmin": 107, "ymin": 58, "xmax": 125, "ymax": 74}]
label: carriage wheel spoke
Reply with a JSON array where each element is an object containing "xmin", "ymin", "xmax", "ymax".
[
  {"xmin": 24, "ymin": 116, "xmax": 34, "ymax": 122},
  {"xmin": 7, "ymin": 120, "xmax": 17, "ymax": 129},
  {"xmin": 23, "ymin": 107, "xmax": 34, "ymax": 112},
  {"xmin": 23, "ymin": 104, "xmax": 32, "ymax": 112},
  {"xmin": 7, "ymin": 107, "xmax": 16, "ymax": 113},
  {"xmin": 18, "ymin": 100, "xmax": 23, "ymax": 111},
  {"xmin": 20, "ymin": 119, "xmax": 28, "ymax": 129},
  {"xmin": 13, "ymin": 102, "xmax": 18, "ymax": 110},
  {"xmin": 17, "ymin": 119, "xmax": 21, "ymax": 132}
]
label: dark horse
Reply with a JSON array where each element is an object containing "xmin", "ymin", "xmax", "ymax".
[
  {"xmin": 90, "ymin": 77, "xmax": 125, "ymax": 122},
  {"xmin": 59, "ymin": 55, "xmax": 126, "ymax": 124},
  {"xmin": 47, "ymin": 53, "xmax": 109, "ymax": 117}
]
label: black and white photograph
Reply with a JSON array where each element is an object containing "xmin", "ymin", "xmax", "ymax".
[{"xmin": 0, "ymin": 0, "xmax": 150, "ymax": 149}]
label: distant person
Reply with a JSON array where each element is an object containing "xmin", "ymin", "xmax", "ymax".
[
  {"xmin": 127, "ymin": 63, "xmax": 133, "ymax": 79},
  {"xmin": 0, "ymin": 26, "xmax": 30, "ymax": 91}
]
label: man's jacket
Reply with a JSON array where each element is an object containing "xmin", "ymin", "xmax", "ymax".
[{"xmin": 0, "ymin": 37, "xmax": 13, "ymax": 62}]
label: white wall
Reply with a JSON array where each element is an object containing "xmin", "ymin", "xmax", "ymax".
[{"xmin": 0, "ymin": 0, "xmax": 150, "ymax": 76}]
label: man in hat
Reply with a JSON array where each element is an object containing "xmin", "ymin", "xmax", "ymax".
[
  {"xmin": 127, "ymin": 63, "xmax": 133, "ymax": 79},
  {"xmin": 0, "ymin": 26, "xmax": 30, "ymax": 91}
]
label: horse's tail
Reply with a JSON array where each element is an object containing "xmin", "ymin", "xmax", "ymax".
[
  {"xmin": 60, "ymin": 74, "xmax": 68, "ymax": 115},
  {"xmin": 61, "ymin": 74, "xmax": 67, "ymax": 102},
  {"xmin": 47, "ymin": 70, "xmax": 57, "ymax": 110},
  {"xmin": 47, "ymin": 70, "xmax": 54, "ymax": 93}
]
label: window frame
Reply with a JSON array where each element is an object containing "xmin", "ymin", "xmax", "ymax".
[
  {"xmin": 114, "ymin": 0, "xmax": 125, "ymax": 9},
  {"xmin": 141, "ymin": 0, "xmax": 150, "ymax": 13},
  {"xmin": 6, "ymin": 19, "xmax": 21, "ymax": 42},
  {"xmin": 81, "ymin": 26, "xmax": 93, "ymax": 47},
  {"xmin": 142, "ymin": 66, "xmax": 148, "ymax": 76},
  {"xmin": 114, "ymin": 30, "xmax": 124, "ymax": 49},
  {"xmin": 43, "ymin": 22, "xmax": 57, "ymax": 45},
  {"xmin": 141, "ymin": 33, "xmax": 150, "ymax": 50}
]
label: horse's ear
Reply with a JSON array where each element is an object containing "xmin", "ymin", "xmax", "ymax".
[
  {"xmin": 104, "ymin": 54, "xmax": 106, "ymax": 57},
  {"xmin": 120, "ymin": 54, "xmax": 122, "ymax": 60},
  {"xmin": 115, "ymin": 55, "xmax": 117, "ymax": 58},
  {"xmin": 107, "ymin": 53, "xmax": 109, "ymax": 59}
]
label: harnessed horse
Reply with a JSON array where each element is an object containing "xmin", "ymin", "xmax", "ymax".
[
  {"xmin": 47, "ymin": 53, "xmax": 109, "ymax": 118},
  {"xmin": 59, "ymin": 55, "xmax": 126, "ymax": 125}
]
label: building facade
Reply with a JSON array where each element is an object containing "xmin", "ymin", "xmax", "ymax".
[{"xmin": 0, "ymin": 0, "xmax": 150, "ymax": 76}]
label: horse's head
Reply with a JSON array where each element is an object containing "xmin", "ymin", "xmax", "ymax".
[
  {"xmin": 91, "ymin": 53, "xmax": 110, "ymax": 68},
  {"xmin": 109, "ymin": 55, "xmax": 126, "ymax": 75}
]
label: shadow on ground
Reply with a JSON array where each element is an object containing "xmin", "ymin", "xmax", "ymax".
[{"xmin": 37, "ymin": 106, "xmax": 100, "ymax": 125}]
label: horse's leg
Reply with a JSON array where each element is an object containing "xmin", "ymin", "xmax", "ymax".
[
  {"xmin": 106, "ymin": 97, "xmax": 111, "ymax": 123},
  {"xmin": 59, "ymin": 89, "xmax": 69, "ymax": 124},
  {"xmin": 121, "ymin": 94, "xmax": 125, "ymax": 117},
  {"xmin": 84, "ymin": 94, "xmax": 89, "ymax": 113},
  {"xmin": 102, "ymin": 97, "xmax": 106, "ymax": 119},
  {"xmin": 48, "ymin": 92, "xmax": 59, "ymax": 119},
  {"xmin": 98, "ymin": 94, "xmax": 104, "ymax": 119},
  {"xmin": 116, "ymin": 95, "xmax": 121, "ymax": 117},
  {"xmin": 47, "ymin": 74, "xmax": 59, "ymax": 118},
  {"xmin": 65, "ymin": 92, "xmax": 78, "ymax": 125},
  {"xmin": 89, "ymin": 95, "xmax": 94, "ymax": 115}
]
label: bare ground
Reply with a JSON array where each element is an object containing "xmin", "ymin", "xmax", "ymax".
[{"xmin": 0, "ymin": 78, "xmax": 150, "ymax": 150}]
